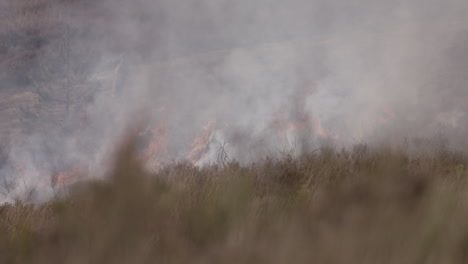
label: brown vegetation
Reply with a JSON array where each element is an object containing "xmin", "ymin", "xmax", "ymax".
[{"xmin": 1, "ymin": 141, "xmax": 468, "ymax": 263}]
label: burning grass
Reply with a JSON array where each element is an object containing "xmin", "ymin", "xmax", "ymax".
[{"xmin": 1, "ymin": 141, "xmax": 468, "ymax": 264}]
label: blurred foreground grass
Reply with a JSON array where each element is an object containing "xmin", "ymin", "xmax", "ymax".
[{"xmin": 2, "ymin": 142, "xmax": 468, "ymax": 264}]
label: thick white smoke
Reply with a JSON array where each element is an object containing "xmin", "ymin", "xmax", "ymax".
[{"xmin": 1, "ymin": 0, "xmax": 468, "ymax": 203}]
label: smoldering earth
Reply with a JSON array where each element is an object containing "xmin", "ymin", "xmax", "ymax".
[{"xmin": 0, "ymin": 0, "xmax": 468, "ymax": 203}]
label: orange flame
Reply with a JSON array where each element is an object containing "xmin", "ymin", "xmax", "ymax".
[
  {"xmin": 54, "ymin": 167, "xmax": 83, "ymax": 186},
  {"xmin": 271, "ymin": 82, "xmax": 340, "ymax": 141},
  {"xmin": 187, "ymin": 120, "xmax": 216, "ymax": 164},
  {"xmin": 272, "ymin": 112, "xmax": 338, "ymax": 141},
  {"xmin": 11, "ymin": 162, "xmax": 83, "ymax": 191},
  {"xmin": 141, "ymin": 122, "xmax": 169, "ymax": 170},
  {"xmin": 145, "ymin": 123, "xmax": 168, "ymax": 158}
]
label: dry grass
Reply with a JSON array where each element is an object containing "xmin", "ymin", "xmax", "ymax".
[
  {"xmin": 1, "ymin": 140, "xmax": 468, "ymax": 264},
  {"xmin": 2, "ymin": 1, "xmax": 468, "ymax": 263}
]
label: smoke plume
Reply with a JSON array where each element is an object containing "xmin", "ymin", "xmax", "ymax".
[{"xmin": 1, "ymin": 0, "xmax": 468, "ymax": 203}]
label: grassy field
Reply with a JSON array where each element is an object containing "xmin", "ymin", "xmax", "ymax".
[
  {"xmin": 2, "ymin": 1, "xmax": 468, "ymax": 263},
  {"xmin": 1, "ymin": 140, "xmax": 468, "ymax": 264}
]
